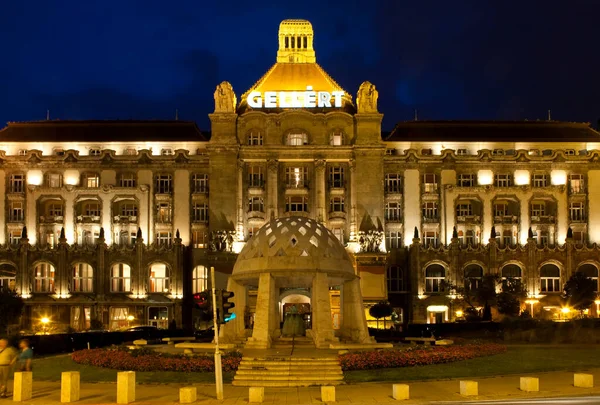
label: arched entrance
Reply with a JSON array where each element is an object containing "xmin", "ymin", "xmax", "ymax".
[{"xmin": 280, "ymin": 290, "xmax": 311, "ymax": 332}]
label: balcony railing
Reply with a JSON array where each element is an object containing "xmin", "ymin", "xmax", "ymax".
[
  {"xmin": 286, "ymin": 181, "xmax": 309, "ymax": 189},
  {"xmin": 192, "ymin": 186, "xmax": 209, "ymax": 194},
  {"xmin": 328, "ymin": 181, "xmax": 345, "ymax": 189},
  {"xmin": 494, "ymin": 215, "xmax": 519, "ymax": 224},
  {"xmin": 530, "ymin": 215, "xmax": 556, "ymax": 224},
  {"xmin": 248, "ymin": 179, "xmax": 265, "ymax": 189},
  {"xmin": 385, "ymin": 186, "xmax": 403, "ymax": 194},
  {"xmin": 422, "ymin": 216, "xmax": 439, "ymax": 223},
  {"xmin": 113, "ymin": 215, "xmax": 138, "ymax": 223},
  {"xmin": 385, "ymin": 214, "xmax": 402, "ymax": 222},
  {"xmin": 247, "ymin": 210, "xmax": 265, "ymax": 220},
  {"xmin": 456, "ymin": 215, "xmax": 481, "ymax": 223},
  {"xmin": 39, "ymin": 215, "xmax": 64, "ymax": 223},
  {"xmin": 76, "ymin": 215, "xmax": 101, "ymax": 223},
  {"xmin": 422, "ymin": 183, "xmax": 439, "ymax": 193},
  {"xmin": 328, "ymin": 211, "xmax": 347, "ymax": 220}
]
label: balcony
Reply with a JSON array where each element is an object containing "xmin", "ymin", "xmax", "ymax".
[
  {"xmin": 422, "ymin": 183, "xmax": 439, "ymax": 194},
  {"xmin": 328, "ymin": 181, "xmax": 345, "ymax": 190},
  {"xmin": 76, "ymin": 215, "xmax": 101, "ymax": 224},
  {"xmin": 422, "ymin": 216, "xmax": 439, "ymax": 223},
  {"xmin": 247, "ymin": 180, "xmax": 265, "ymax": 190},
  {"xmin": 113, "ymin": 215, "xmax": 138, "ymax": 223},
  {"xmin": 286, "ymin": 181, "xmax": 309, "ymax": 190},
  {"xmin": 328, "ymin": 211, "xmax": 347, "ymax": 220},
  {"xmin": 494, "ymin": 215, "xmax": 519, "ymax": 224},
  {"xmin": 192, "ymin": 186, "xmax": 209, "ymax": 194},
  {"xmin": 570, "ymin": 215, "xmax": 586, "ymax": 223},
  {"xmin": 385, "ymin": 214, "xmax": 402, "ymax": 223},
  {"xmin": 385, "ymin": 186, "xmax": 403, "ymax": 194},
  {"xmin": 456, "ymin": 215, "xmax": 481, "ymax": 224},
  {"xmin": 569, "ymin": 186, "xmax": 585, "ymax": 195},
  {"xmin": 247, "ymin": 211, "xmax": 265, "ymax": 220},
  {"xmin": 530, "ymin": 215, "xmax": 556, "ymax": 224},
  {"xmin": 39, "ymin": 215, "xmax": 64, "ymax": 224}
]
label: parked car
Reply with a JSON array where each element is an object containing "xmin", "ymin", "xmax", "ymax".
[{"xmin": 126, "ymin": 325, "xmax": 160, "ymax": 340}]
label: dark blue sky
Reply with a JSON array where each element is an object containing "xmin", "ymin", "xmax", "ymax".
[{"xmin": 1, "ymin": 0, "xmax": 599, "ymax": 130}]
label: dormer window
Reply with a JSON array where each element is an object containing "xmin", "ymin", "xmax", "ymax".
[
  {"xmin": 161, "ymin": 149, "xmax": 173, "ymax": 156},
  {"xmin": 330, "ymin": 131, "xmax": 343, "ymax": 146},
  {"xmin": 89, "ymin": 148, "xmax": 101, "ymax": 156},
  {"xmin": 82, "ymin": 172, "xmax": 100, "ymax": 188},
  {"xmin": 125, "ymin": 148, "xmax": 137, "ymax": 156},
  {"xmin": 286, "ymin": 131, "xmax": 308, "ymax": 146},
  {"xmin": 492, "ymin": 149, "xmax": 504, "ymax": 156},
  {"xmin": 565, "ymin": 149, "xmax": 575, "ymax": 156},
  {"xmin": 54, "ymin": 148, "xmax": 65, "ymax": 157},
  {"xmin": 529, "ymin": 149, "xmax": 540, "ymax": 156},
  {"xmin": 248, "ymin": 131, "xmax": 263, "ymax": 146},
  {"xmin": 456, "ymin": 149, "xmax": 468, "ymax": 156},
  {"xmin": 421, "ymin": 149, "xmax": 432, "ymax": 155},
  {"xmin": 385, "ymin": 149, "xmax": 395, "ymax": 156},
  {"xmin": 18, "ymin": 149, "xmax": 27, "ymax": 156}
]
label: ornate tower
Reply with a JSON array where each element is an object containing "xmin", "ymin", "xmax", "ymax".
[{"xmin": 276, "ymin": 19, "xmax": 316, "ymax": 64}]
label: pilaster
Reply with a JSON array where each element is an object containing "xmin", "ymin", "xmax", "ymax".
[{"xmin": 314, "ymin": 159, "xmax": 326, "ymax": 222}]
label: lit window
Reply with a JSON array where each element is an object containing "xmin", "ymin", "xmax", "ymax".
[
  {"xmin": 248, "ymin": 131, "xmax": 263, "ymax": 146},
  {"xmin": 9, "ymin": 230, "xmax": 21, "ymax": 245},
  {"xmin": 83, "ymin": 173, "xmax": 100, "ymax": 188},
  {"xmin": 502, "ymin": 230, "xmax": 514, "ymax": 247},
  {"xmin": 191, "ymin": 230, "xmax": 208, "ymax": 248},
  {"xmin": 0, "ymin": 265, "xmax": 16, "ymax": 292},
  {"xmin": 192, "ymin": 266, "xmax": 208, "ymax": 293},
  {"xmin": 332, "ymin": 227, "xmax": 344, "ymax": 244},
  {"xmin": 72, "ymin": 263, "xmax": 93, "ymax": 293},
  {"xmin": 285, "ymin": 167, "xmax": 308, "ymax": 188},
  {"xmin": 540, "ymin": 264, "xmax": 560, "ymax": 293},
  {"xmin": 111, "ymin": 263, "xmax": 131, "ymax": 292},
  {"xmin": 89, "ymin": 149, "xmax": 101, "ymax": 156},
  {"xmin": 456, "ymin": 149, "xmax": 468, "ymax": 156},
  {"xmin": 422, "ymin": 173, "xmax": 438, "ymax": 192},
  {"xmin": 569, "ymin": 174, "xmax": 584, "ymax": 194},
  {"xmin": 34, "ymin": 262, "xmax": 55, "ymax": 293},
  {"xmin": 149, "ymin": 263, "xmax": 169, "ymax": 293},
  {"xmin": 84, "ymin": 202, "xmax": 101, "ymax": 217},
  {"xmin": 286, "ymin": 132, "xmax": 308, "ymax": 146},
  {"xmin": 423, "ymin": 231, "xmax": 438, "ymax": 247},
  {"xmin": 18, "ymin": 149, "xmax": 28, "ymax": 156},
  {"xmin": 125, "ymin": 148, "xmax": 137, "ymax": 156},
  {"xmin": 425, "ymin": 265, "xmax": 445, "ymax": 292},
  {"xmin": 46, "ymin": 173, "xmax": 63, "ymax": 188},
  {"xmin": 156, "ymin": 202, "xmax": 172, "ymax": 223},
  {"xmin": 192, "ymin": 203, "xmax": 209, "ymax": 222},
  {"xmin": 9, "ymin": 174, "xmax": 25, "ymax": 193},
  {"xmin": 330, "ymin": 131, "xmax": 343, "ymax": 146}
]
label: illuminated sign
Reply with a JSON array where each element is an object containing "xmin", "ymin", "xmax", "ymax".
[{"xmin": 247, "ymin": 86, "xmax": 344, "ymax": 109}]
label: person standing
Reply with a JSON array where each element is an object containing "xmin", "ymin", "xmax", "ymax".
[
  {"xmin": 0, "ymin": 338, "xmax": 17, "ymax": 398},
  {"xmin": 15, "ymin": 340, "xmax": 33, "ymax": 372}
]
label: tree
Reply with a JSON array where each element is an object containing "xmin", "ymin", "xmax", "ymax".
[
  {"xmin": 0, "ymin": 290, "xmax": 24, "ymax": 335},
  {"xmin": 564, "ymin": 271, "xmax": 596, "ymax": 315},
  {"xmin": 369, "ymin": 302, "xmax": 393, "ymax": 329},
  {"xmin": 497, "ymin": 277, "xmax": 528, "ymax": 316},
  {"xmin": 443, "ymin": 274, "xmax": 499, "ymax": 320}
]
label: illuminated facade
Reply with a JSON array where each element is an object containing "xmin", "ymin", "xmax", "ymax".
[{"xmin": 1, "ymin": 19, "xmax": 600, "ymax": 332}]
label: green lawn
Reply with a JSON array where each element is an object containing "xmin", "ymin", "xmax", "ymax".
[
  {"xmin": 29, "ymin": 346, "xmax": 600, "ymax": 385},
  {"xmin": 345, "ymin": 345, "xmax": 600, "ymax": 383},
  {"xmin": 31, "ymin": 355, "xmax": 235, "ymax": 384}
]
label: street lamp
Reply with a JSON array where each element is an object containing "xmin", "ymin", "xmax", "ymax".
[
  {"xmin": 40, "ymin": 317, "xmax": 50, "ymax": 334},
  {"xmin": 525, "ymin": 299, "xmax": 539, "ymax": 317},
  {"xmin": 594, "ymin": 300, "xmax": 600, "ymax": 317},
  {"xmin": 127, "ymin": 315, "xmax": 134, "ymax": 328},
  {"xmin": 561, "ymin": 307, "xmax": 570, "ymax": 321}
]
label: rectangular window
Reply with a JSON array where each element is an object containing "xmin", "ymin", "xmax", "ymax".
[
  {"xmin": 9, "ymin": 201, "xmax": 24, "ymax": 222},
  {"xmin": 330, "ymin": 132, "xmax": 343, "ymax": 146},
  {"xmin": 285, "ymin": 196, "xmax": 308, "ymax": 213},
  {"xmin": 465, "ymin": 230, "xmax": 476, "ymax": 246},
  {"xmin": 385, "ymin": 231, "xmax": 402, "ymax": 250},
  {"xmin": 285, "ymin": 167, "xmax": 308, "ymax": 188},
  {"xmin": 494, "ymin": 174, "xmax": 512, "ymax": 187},
  {"xmin": 191, "ymin": 230, "xmax": 208, "ymax": 248},
  {"xmin": 328, "ymin": 166, "xmax": 345, "ymax": 188},
  {"xmin": 385, "ymin": 174, "xmax": 402, "ymax": 193},
  {"xmin": 47, "ymin": 173, "xmax": 63, "ymax": 188},
  {"xmin": 193, "ymin": 266, "xmax": 208, "ymax": 293},
  {"xmin": 161, "ymin": 149, "xmax": 173, "ymax": 156},
  {"xmin": 85, "ymin": 203, "xmax": 101, "ymax": 217},
  {"xmin": 9, "ymin": 174, "xmax": 25, "ymax": 193},
  {"xmin": 83, "ymin": 173, "xmax": 100, "ymax": 188},
  {"xmin": 9, "ymin": 230, "xmax": 21, "ymax": 245},
  {"xmin": 247, "ymin": 166, "xmax": 265, "ymax": 187},
  {"xmin": 573, "ymin": 231, "xmax": 585, "ymax": 246},
  {"xmin": 532, "ymin": 174, "xmax": 548, "ymax": 188},
  {"xmin": 423, "ymin": 231, "xmax": 438, "ymax": 248},
  {"xmin": 149, "ymin": 264, "xmax": 169, "ymax": 293},
  {"xmin": 155, "ymin": 174, "xmax": 172, "ymax": 193},
  {"xmin": 385, "ymin": 202, "xmax": 402, "ymax": 221},
  {"xmin": 247, "ymin": 131, "xmax": 263, "ymax": 146},
  {"xmin": 531, "ymin": 202, "xmax": 546, "ymax": 218},
  {"xmin": 569, "ymin": 202, "xmax": 585, "ymax": 221},
  {"xmin": 156, "ymin": 202, "xmax": 172, "ymax": 223},
  {"xmin": 330, "ymin": 197, "xmax": 344, "ymax": 213},
  {"xmin": 72, "ymin": 263, "xmax": 93, "ymax": 293},
  {"xmin": 109, "ymin": 307, "xmax": 129, "ymax": 330},
  {"xmin": 48, "ymin": 203, "xmax": 64, "ymax": 217},
  {"xmin": 248, "ymin": 197, "xmax": 264, "ymax": 213},
  {"xmin": 422, "ymin": 173, "xmax": 438, "ymax": 192},
  {"xmin": 34, "ymin": 263, "xmax": 55, "ymax": 293},
  {"xmin": 156, "ymin": 232, "xmax": 172, "ymax": 247},
  {"xmin": 120, "ymin": 204, "xmax": 138, "ymax": 217},
  {"xmin": 18, "ymin": 149, "xmax": 27, "ymax": 156},
  {"xmin": 502, "ymin": 230, "xmax": 514, "ymax": 247},
  {"xmin": 569, "ymin": 174, "xmax": 584, "ymax": 194},
  {"xmin": 538, "ymin": 230, "xmax": 549, "ymax": 246},
  {"xmin": 119, "ymin": 173, "xmax": 137, "ymax": 188},
  {"xmin": 192, "ymin": 173, "xmax": 209, "ymax": 193},
  {"xmin": 492, "ymin": 149, "xmax": 505, "ymax": 156},
  {"xmin": 457, "ymin": 174, "xmax": 476, "ymax": 187},
  {"xmin": 332, "ymin": 227, "xmax": 344, "ymax": 244},
  {"xmin": 387, "ymin": 266, "xmax": 403, "ymax": 292},
  {"xmin": 541, "ymin": 277, "xmax": 561, "ymax": 293},
  {"xmin": 192, "ymin": 203, "xmax": 209, "ymax": 222},
  {"xmin": 422, "ymin": 202, "xmax": 438, "ymax": 220},
  {"xmin": 494, "ymin": 203, "xmax": 508, "ymax": 217},
  {"xmin": 456, "ymin": 203, "xmax": 473, "ymax": 217}
]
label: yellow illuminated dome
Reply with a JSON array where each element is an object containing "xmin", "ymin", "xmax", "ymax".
[{"xmin": 238, "ymin": 19, "xmax": 354, "ymax": 113}]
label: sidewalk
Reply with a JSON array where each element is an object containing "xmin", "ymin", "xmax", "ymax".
[{"xmin": 2, "ymin": 369, "xmax": 600, "ymax": 404}]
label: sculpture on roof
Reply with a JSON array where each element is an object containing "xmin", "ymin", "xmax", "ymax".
[
  {"xmin": 358, "ymin": 230, "xmax": 384, "ymax": 253},
  {"xmin": 214, "ymin": 81, "xmax": 237, "ymax": 113},
  {"xmin": 356, "ymin": 81, "xmax": 378, "ymax": 113}
]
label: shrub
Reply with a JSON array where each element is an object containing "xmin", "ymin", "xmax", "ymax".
[
  {"xmin": 72, "ymin": 347, "xmax": 242, "ymax": 372},
  {"xmin": 338, "ymin": 343, "xmax": 506, "ymax": 371}
]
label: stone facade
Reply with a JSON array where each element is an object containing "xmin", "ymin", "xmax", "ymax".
[{"xmin": 1, "ymin": 19, "xmax": 600, "ymax": 331}]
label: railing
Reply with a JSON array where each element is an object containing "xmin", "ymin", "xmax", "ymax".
[
  {"xmin": 494, "ymin": 215, "xmax": 519, "ymax": 224},
  {"xmin": 328, "ymin": 181, "xmax": 345, "ymax": 189},
  {"xmin": 422, "ymin": 216, "xmax": 439, "ymax": 223},
  {"xmin": 113, "ymin": 215, "xmax": 138, "ymax": 223},
  {"xmin": 248, "ymin": 179, "xmax": 265, "ymax": 188},
  {"xmin": 192, "ymin": 186, "xmax": 209, "ymax": 194},
  {"xmin": 328, "ymin": 211, "xmax": 347, "ymax": 220},
  {"xmin": 422, "ymin": 183, "xmax": 439, "ymax": 193},
  {"xmin": 385, "ymin": 186, "xmax": 403, "ymax": 194},
  {"xmin": 456, "ymin": 215, "xmax": 481, "ymax": 223},
  {"xmin": 39, "ymin": 215, "xmax": 64, "ymax": 223},
  {"xmin": 247, "ymin": 211, "xmax": 265, "ymax": 220},
  {"xmin": 530, "ymin": 215, "xmax": 556, "ymax": 224},
  {"xmin": 76, "ymin": 215, "xmax": 101, "ymax": 223}
]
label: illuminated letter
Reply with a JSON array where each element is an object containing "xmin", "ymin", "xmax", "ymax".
[
  {"xmin": 264, "ymin": 92, "xmax": 277, "ymax": 108},
  {"xmin": 317, "ymin": 91, "xmax": 331, "ymax": 107},
  {"xmin": 291, "ymin": 92, "xmax": 302, "ymax": 108},
  {"xmin": 332, "ymin": 91, "xmax": 344, "ymax": 108},
  {"xmin": 304, "ymin": 86, "xmax": 316, "ymax": 108},
  {"xmin": 279, "ymin": 92, "xmax": 291, "ymax": 108},
  {"xmin": 247, "ymin": 91, "xmax": 262, "ymax": 108}
]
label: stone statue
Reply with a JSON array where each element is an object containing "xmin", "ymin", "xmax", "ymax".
[
  {"xmin": 210, "ymin": 230, "xmax": 236, "ymax": 252},
  {"xmin": 358, "ymin": 230, "xmax": 384, "ymax": 253},
  {"xmin": 356, "ymin": 81, "xmax": 378, "ymax": 113},
  {"xmin": 213, "ymin": 81, "xmax": 237, "ymax": 113}
]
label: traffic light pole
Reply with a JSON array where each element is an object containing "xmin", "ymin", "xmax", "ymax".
[{"xmin": 210, "ymin": 266, "xmax": 224, "ymax": 400}]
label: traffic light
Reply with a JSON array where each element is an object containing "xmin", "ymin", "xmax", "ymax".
[
  {"xmin": 217, "ymin": 290, "xmax": 235, "ymax": 324},
  {"xmin": 193, "ymin": 290, "xmax": 211, "ymax": 310}
]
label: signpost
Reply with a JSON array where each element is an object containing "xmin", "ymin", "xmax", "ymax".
[{"xmin": 210, "ymin": 267, "xmax": 223, "ymax": 400}]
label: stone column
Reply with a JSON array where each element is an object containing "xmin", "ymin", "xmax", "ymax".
[
  {"xmin": 311, "ymin": 272, "xmax": 336, "ymax": 348},
  {"xmin": 58, "ymin": 231, "xmax": 68, "ymax": 297},
  {"xmin": 135, "ymin": 230, "xmax": 144, "ymax": 296},
  {"xmin": 246, "ymin": 273, "xmax": 277, "ymax": 348},
  {"xmin": 314, "ymin": 160, "xmax": 326, "ymax": 222},
  {"xmin": 237, "ymin": 160, "xmax": 245, "ymax": 239},
  {"xmin": 340, "ymin": 277, "xmax": 371, "ymax": 344},
  {"xmin": 19, "ymin": 234, "xmax": 30, "ymax": 296},
  {"xmin": 96, "ymin": 229, "xmax": 106, "ymax": 299},
  {"xmin": 267, "ymin": 160, "xmax": 278, "ymax": 219},
  {"xmin": 349, "ymin": 160, "xmax": 357, "ymax": 241},
  {"xmin": 219, "ymin": 278, "xmax": 247, "ymax": 343}
]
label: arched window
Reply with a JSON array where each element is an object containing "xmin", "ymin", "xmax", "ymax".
[
  {"xmin": 72, "ymin": 263, "xmax": 93, "ymax": 292},
  {"xmin": 192, "ymin": 265, "xmax": 208, "ymax": 294},
  {"xmin": 501, "ymin": 264, "xmax": 522, "ymax": 290},
  {"xmin": 286, "ymin": 131, "xmax": 308, "ymax": 146},
  {"xmin": 149, "ymin": 263, "xmax": 169, "ymax": 293},
  {"xmin": 579, "ymin": 264, "xmax": 599, "ymax": 292},
  {"xmin": 387, "ymin": 266, "xmax": 403, "ymax": 292},
  {"xmin": 464, "ymin": 264, "xmax": 483, "ymax": 290},
  {"xmin": 330, "ymin": 131, "xmax": 343, "ymax": 146},
  {"xmin": 34, "ymin": 262, "xmax": 55, "ymax": 293},
  {"xmin": 0, "ymin": 264, "xmax": 16, "ymax": 292},
  {"xmin": 540, "ymin": 264, "xmax": 561, "ymax": 292},
  {"xmin": 425, "ymin": 264, "xmax": 445, "ymax": 293},
  {"xmin": 111, "ymin": 263, "xmax": 131, "ymax": 293}
]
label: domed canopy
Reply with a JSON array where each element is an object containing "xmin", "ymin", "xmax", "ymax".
[{"xmin": 232, "ymin": 216, "xmax": 355, "ymax": 283}]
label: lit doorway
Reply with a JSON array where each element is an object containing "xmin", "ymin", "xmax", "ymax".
[{"xmin": 148, "ymin": 307, "xmax": 168, "ymax": 329}]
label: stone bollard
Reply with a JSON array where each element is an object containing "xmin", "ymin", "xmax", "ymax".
[
  {"xmin": 61, "ymin": 371, "xmax": 80, "ymax": 403},
  {"xmin": 117, "ymin": 371, "xmax": 136, "ymax": 404},
  {"xmin": 183, "ymin": 348, "xmax": 194, "ymax": 355},
  {"xmin": 459, "ymin": 380, "xmax": 478, "ymax": 396},
  {"xmin": 321, "ymin": 386, "xmax": 336, "ymax": 402},
  {"xmin": 392, "ymin": 384, "xmax": 410, "ymax": 400},
  {"xmin": 574, "ymin": 373, "xmax": 594, "ymax": 388},
  {"xmin": 249, "ymin": 387, "xmax": 264, "ymax": 403},
  {"xmin": 520, "ymin": 377, "xmax": 539, "ymax": 392},
  {"xmin": 13, "ymin": 371, "xmax": 32, "ymax": 402},
  {"xmin": 179, "ymin": 387, "xmax": 197, "ymax": 404}
]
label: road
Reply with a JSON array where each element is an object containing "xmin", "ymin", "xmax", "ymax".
[{"xmin": 431, "ymin": 396, "xmax": 600, "ymax": 404}]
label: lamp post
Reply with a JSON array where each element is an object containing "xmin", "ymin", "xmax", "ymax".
[
  {"xmin": 595, "ymin": 300, "xmax": 600, "ymax": 318},
  {"xmin": 525, "ymin": 299, "xmax": 539, "ymax": 317},
  {"xmin": 561, "ymin": 307, "xmax": 570, "ymax": 321},
  {"xmin": 40, "ymin": 317, "xmax": 50, "ymax": 334}
]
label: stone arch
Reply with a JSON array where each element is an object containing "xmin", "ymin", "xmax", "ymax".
[
  {"xmin": 462, "ymin": 260, "xmax": 487, "ymax": 274},
  {"xmin": 576, "ymin": 261, "xmax": 599, "ymax": 291},
  {"xmin": 538, "ymin": 259, "xmax": 564, "ymax": 273},
  {"xmin": 463, "ymin": 263, "xmax": 484, "ymax": 279},
  {"xmin": 192, "ymin": 265, "xmax": 209, "ymax": 293},
  {"xmin": 500, "ymin": 261, "xmax": 524, "ymax": 278},
  {"xmin": 0, "ymin": 261, "xmax": 17, "ymax": 292}
]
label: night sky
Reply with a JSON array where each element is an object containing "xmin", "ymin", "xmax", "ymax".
[{"xmin": 1, "ymin": 0, "xmax": 599, "ymax": 131}]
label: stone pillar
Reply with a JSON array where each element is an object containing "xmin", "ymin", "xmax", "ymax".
[
  {"xmin": 219, "ymin": 278, "xmax": 247, "ymax": 343},
  {"xmin": 61, "ymin": 371, "xmax": 80, "ymax": 403},
  {"xmin": 349, "ymin": 160, "xmax": 357, "ymax": 241},
  {"xmin": 314, "ymin": 160, "xmax": 326, "ymax": 222},
  {"xmin": 18, "ymin": 235, "xmax": 30, "ymax": 297},
  {"xmin": 117, "ymin": 371, "xmax": 136, "ymax": 404},
  {"xmin": 311, "ymin": 272, "xmax": 336, "ymax": 347},
  {"xmin": 526, "ymin": 235, "xmax": 538, "ymax": 294},
  {"xmin": 246, "ymin": 273, "xmax": 277, "ymax": 348},
  {"xmin": 96, "ymin": 229, "xmax": 106, "ymax": 299},
  {"xmin": 267, "ymin": 160, "xmax": 278, "ymax": 219},
  {"xmin": 13, "ymin": 371, "xmax": 32, "ymax": 402},
  {"xmin": 135, "ymin": 231, "xmax": 144, "ymax": 296},
  {"xmin": 58, "ymin": 231, "xmax": 68, "ymax": 297},
  {"xmin": 565, "ymin": 235, "xmax": 574, "ymax": 281},
  {"xmin": 340, "ymin": 277, "xmax": 372, "ymax": 344}
]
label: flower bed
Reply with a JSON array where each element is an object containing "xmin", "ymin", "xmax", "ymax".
[
  {"xmin": 339, "ymin": 343, "xmax": 506, "ymax": 371},
  {"xmin": 71, "ymin": 347, "xmax": 242, "ymax": 372}
]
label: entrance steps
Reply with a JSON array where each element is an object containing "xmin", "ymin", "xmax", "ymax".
[
  {"xmin": 270, "ymin": 336, "xmax": 314, "ymax": 349},
  {"xmin": 232, "ymin": 356, "xmax": 344, "ymax": 387}
]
